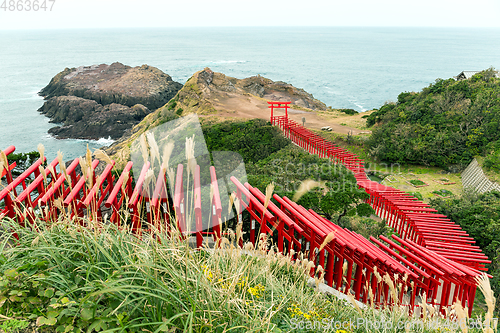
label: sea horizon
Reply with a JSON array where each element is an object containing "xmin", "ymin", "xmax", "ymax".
[{"xmin": 1, "ymin": 26, "xmax": 499, "ymax": 159}]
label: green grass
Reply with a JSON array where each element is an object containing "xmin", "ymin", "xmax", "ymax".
[
  {"xmin": 0, "ymin": 319, "xmax": 29, "ymax": 332},
  {"xmin": 1, "ymin": 217, "xmax": 491, "ymax": 332},
  {"xmin": 0, "ymin": 219, "xmax": 371, "ymax": 332}
]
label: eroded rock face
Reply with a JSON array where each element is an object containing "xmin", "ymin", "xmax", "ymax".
[
  {"xmin": 188, "ymin": 68, "xmax": 327, "ymax": 111},
  {"xmin": 105, "ymin": 67, "xmax": 330, "ymax": 167},
  {"xmin": 164, "ymin": 68, "xmax": 327, "ymax": 118},
  {"xmin": 39, "ymin": 96, "xmax": 151, "ymax": 140},
  {"xmin": 237, "ymin": 75, "xmax": 327, "ymax": 110},
  {"xmin": 38, "ymin": 63, "xmax": 182, "ymax": 140}
]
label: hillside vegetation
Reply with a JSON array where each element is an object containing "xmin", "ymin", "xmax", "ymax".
[{"xmin": 366, "ymin": 68, "xmax": 500, "ymax": 169}]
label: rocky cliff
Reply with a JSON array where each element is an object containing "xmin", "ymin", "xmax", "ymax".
[
  {"xmin": 158, "ymin": 68, "xmax": 327, "ymax": 117},
  {"xmin": 38, "ymin": 63, "xmax": 182, "ymax": 140},
  {"xmin": 106, "ymin": 68, "xmax": 329, "ymax": 165},
  {"xmin": 39, "ymin": 96, "xmax": 150, "ymax": 140},
  {"xmin": 237, "ymin": 75, "xmax": 327, "ymax": 110}
]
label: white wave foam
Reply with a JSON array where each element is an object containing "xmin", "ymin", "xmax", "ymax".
[
  {"xmin": 95, "ymin": 137, "xmax": 115, "ymax": 146},
  {"xmin": 347, "ymin": 96, "xmax": 368, "ymax": 112},
  {"xmin": 74, "ymin": 137, "xmax": 115, "ymax": 146},
  {"xmin": 324, "ymin": 87, "xmax": 343, "ymax": 96},
  {"xmin": 44, "ymin": 135, "xmax": 115, "ymax": 146},
  {"xmin": 30, "ymin": 91, "xmax": 43, "ymax": 100},
  {"xmin": 210, "ymin": 60, "xmax": 248, "ymax": 64}
]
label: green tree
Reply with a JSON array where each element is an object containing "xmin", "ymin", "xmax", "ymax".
[
  {"xmin": 7, "ymin": 151, "xmax": 41, "ymax": 178},
  {"xmin": 366, "ymin": 68, "xmax": 500, "ymax": 168}
]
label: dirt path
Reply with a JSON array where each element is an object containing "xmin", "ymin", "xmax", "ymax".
[{"xmin": 206, "ymin": 92, "xmax": 369, "ymax": 135}]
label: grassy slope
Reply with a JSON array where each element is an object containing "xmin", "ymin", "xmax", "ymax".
[
  {"xmin": 0, "ymin": 219, "xmax": 454, "ymax": 333},
  {"xmin": 3, "ymin": 217, "xmax": 496, "ymax": 332}
]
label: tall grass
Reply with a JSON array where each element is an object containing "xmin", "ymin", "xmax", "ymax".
[
  {"xmin": 0, "ymin": 218, "xmax": 329, "ymax": 332},
  {"xmin": 0, "ymin": 216, "xmax": 477, "ymax": 333},
  {"xmin": 1, "ymin": 142, "xmax": 497, "ymax": 332}
]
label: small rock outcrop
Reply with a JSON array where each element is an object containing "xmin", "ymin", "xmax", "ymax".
[
  {"xmin": 237, "ymin": 75, "xmax": 327, "ymax": 110},
  {"xmin": 39, "ymin": 96, "xmax": 150, "ymax": 140},
  {"xmin": 38, "ymin": 63, "xmax": 182, "ymax": 140}
]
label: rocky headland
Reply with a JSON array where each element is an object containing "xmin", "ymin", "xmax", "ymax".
[
  {"xmin": 38, "ymin": 62, "xmax": 182, "ymax": 140},
  {"xmin": 38, "ymin": 64, "xmax": 365, "ymax": 166},
  {"xmin": 106, "ymin": 68, "xmax": 362, "ymax": 166},
  {"xmin": 162, "ymin": 67, "xmax": 328, "ymax": 117}
]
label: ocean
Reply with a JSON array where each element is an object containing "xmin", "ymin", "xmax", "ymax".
[{"xmin": 1, "ymin": 27, "xmax": 500, "ymax": 160}]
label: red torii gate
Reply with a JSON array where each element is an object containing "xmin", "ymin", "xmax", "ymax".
[
  {"xmin": 0, "ymin": 144, "xmax": 490, "ymax": 316},
  {"xmin": 268, "ymin": 101, "xmax": 291, "ymax": 122}
]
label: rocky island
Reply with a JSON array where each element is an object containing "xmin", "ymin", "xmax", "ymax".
[{"xmin": 38, "ymin": 62, "xmax": 182, "ymax": 140}]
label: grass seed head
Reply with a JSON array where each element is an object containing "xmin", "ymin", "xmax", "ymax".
[
  {"xmin": 57, "ymin": 151, "xmax": 66, "ymax": 175},
  {"xmin": 140, "ymin": 133, "xmax": 149, "ymax": 163},
  {"xmin": 228, "ymin": 193, "xmax": 236, "ymax": 215},
  {"xmin": 146, "ymin": 132, "xmax": 160, "ymax": 167},
  {"xmin": 263, "ymin": 182, "xmax": 275, "ymax": 212},
  {"xmin": 79, "ymin": 157, "xmax": 88, "ymax": 180},
  {"xmin": 368, "ymin": 285, "xmax": 374, "ymax": 308},
  {"xmin": 383, "ymin": 273, "xmax": 398, "ymax": 306},
  {"xmin": 475, "ymin": 273, "xmax": 496, "ymax": 332},
  {"xmin": 451, "ymin": 300, "xmax": 468, "ymax": 332},
  {"xmin": 373, "ymin": 266, "xmax": 382, "ymax": 283},
  {"xmin": 292, "ymin": 179, "xmax": 323, "ymax": 202},
  {"xmin": 236, "ymin": 223, "xmax": 243, "ymax": 246},
  {"xmin": 86, "ymin": 144, "xmax": 92, "ymax": 170},
  {"xmin": 161, "ymin": 141, "xmax": 175, "ymax": 170},
  {"xmin": 346, "ymin": 291, "xmax": 362, "ymax": 315},
  {"xmin": 319, "ymin": 231, "xmax": 335, "ymax": 251},
  {"xmin": 0, "ymin": 152, "xmax": 6, "ymax": 173},
  {"xmin": 121, "ymin": 172, "xmax": 129, "ymax": 192},
  {"xmin": 185, "ymin": 134, "xmax": 196, "ymax": 176},
  {"xmin": 305, "ymin": 260, "xmax": 315, "ymax": 274},
  {"xmin": 47, "ymin": 165, "xmax": 57, "ymax": 179},
  {"xmin": 315, "ymin": 265, "xmax": 325, "ymax": 291},
  {"xmin": 37, "ymin": 143, "xmax": 45, "ymax": 163},
  {"xmin": 94, "ymin": 149, "xmax": 114, "ymax": 166},
  {"xmin": 38, "ymin": 165, "xmax": 47, "ymax": 185}
]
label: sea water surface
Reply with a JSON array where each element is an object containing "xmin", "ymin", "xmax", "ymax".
[{"xmin": 1, "ymin": 27, "xmax": 500, "ymax": 160}]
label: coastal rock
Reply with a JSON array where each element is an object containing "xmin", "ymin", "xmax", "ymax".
[
  {"xmin": 106, "ymin": 68, "xmax": 329, "ymax": 166},
  {"xmin": 237, "ymin": 75, "xmax": 327, "ymax": 110},
  {"xmin": 39, "ymin": 62, "xmax": 183, "ymax": 110},
  {"xmin": 38, "ymin": 63, "xmax": 182, "ymax": 140},
  {"xmin": 39, "ymin": 96, "xmax": 151, "ymax": 140},
  {"xmin": 157, "ymin": 68, "xmax": 328, "ymax": 118}
]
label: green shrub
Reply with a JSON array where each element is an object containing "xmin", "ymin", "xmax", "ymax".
[
  {"xmin": 367, "ymin": 68, "xmax": 500, "ymax": 167},
  {"xmin": 339, "ymin": 108, "xmax": 358, "ymax": 115},
  {"xmin": 409, "ymin": 179, "xmax": 426, "ymax": 186},
  {"xmin": 432, "ymin": 189, "xmax": 453, "ymax": 197},
  {"xmin": 4, "ymin": 151, "xmax": 40, "ymax": 178},
  {"xmin": 202, "ymin": 119, "xmax": 291, "ymax": 164},
  {"xmin": 167, "ymin": 100, "xmax": 177, "ymax": 110}
]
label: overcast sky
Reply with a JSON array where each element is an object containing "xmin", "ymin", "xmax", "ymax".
[{"xmin": 1, "ymin": 0, "xmax": 500, "ymax": 30}]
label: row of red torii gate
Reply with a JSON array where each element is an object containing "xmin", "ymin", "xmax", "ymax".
[{"xmin": 0, "ymin": 101, "xmax": 491, "ymax": 317}]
